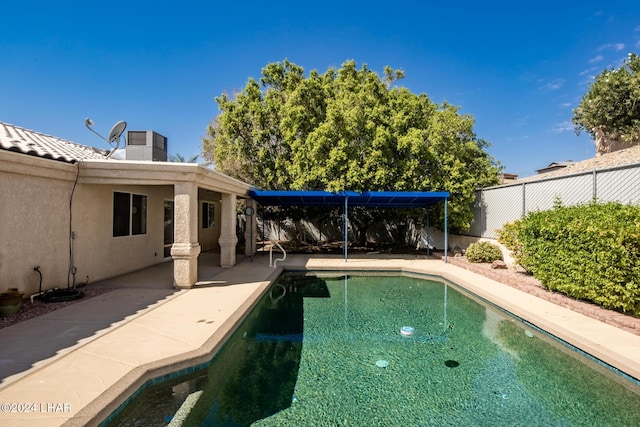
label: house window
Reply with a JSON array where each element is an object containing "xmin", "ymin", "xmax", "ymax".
[
  {"xmin": 113, "ymin": 192, "xmax": 147, "ymax": 237},
  {"xmin": 202, "ymin": 202, "xmax": 215, "ymax": 229}
]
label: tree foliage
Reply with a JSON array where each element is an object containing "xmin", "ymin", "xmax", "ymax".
[
  {"xmin": 572, "ymin": 53, "xmax": 640, "ymax": 142},
  {"xmin": 203, "ymin": 60, "xmax": 500, "ymax": 233}
]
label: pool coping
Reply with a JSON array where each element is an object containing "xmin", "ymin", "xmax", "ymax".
[{"xmin": 73, "ymin": 264, "xmax": 285, "ymax": 427}]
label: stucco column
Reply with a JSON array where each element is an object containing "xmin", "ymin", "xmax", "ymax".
[
  {"xmin": 171, "ymin": 182, "xmax": 201, "ymax": 288},
  {"xmin": 244, "ymin": 199, "xmax": 257, "ymax": 256},
  {"xmin": 218, "ymin": 193, "xmax": 238, "ymax": 267}
]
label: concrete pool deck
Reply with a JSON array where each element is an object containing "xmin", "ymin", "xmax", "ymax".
[{"xmin": 0, "ymin": 254, "xmax": 639, "ymax": 426}]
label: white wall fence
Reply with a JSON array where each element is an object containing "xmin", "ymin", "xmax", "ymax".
[
  {"xmin": 244, "ymin": 216, "xmax": 467, "ymax": 251},
  {"xmin": 468, "ymin": 162, "xmax": 640, "ymax": 239}
]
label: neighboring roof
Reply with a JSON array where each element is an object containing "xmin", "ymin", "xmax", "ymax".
[
  {"xmin": 518, "ymin": 144, "xmax": 640, "ymax": 183},
  {"xmin": 248, "ymin": 190, "xmax": 449, "ymax": 208},
  {"xmin": 0, "ymin": 121, "xmax": 108, "ymax": 163},
  {"xmin": 535, "ymin": 161, "xmax": 575, "ymax": 174}
]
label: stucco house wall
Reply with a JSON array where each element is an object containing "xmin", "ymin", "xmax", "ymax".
[
  {"xmin": 71, "ymin": 183, "xmax": 175, "ymax": 285},
  {"xmin": 0, "ymin": 153, "xmax": 74, "ymax": 295},
  {"xmin": 0, "ymin": 153, "xmax": 181, "ymax": 295},
  {"xmin": 198, "ymin": 189, "xmax": 222, "ymax": 252},
  {"xmin": 0, "ymin": 121, "xmax": 253, "ymax": 293}
]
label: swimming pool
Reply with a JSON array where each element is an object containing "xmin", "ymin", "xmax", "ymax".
[{"xmin": 103, "ymin": 272, "xmax": 640, "ymax": 426}]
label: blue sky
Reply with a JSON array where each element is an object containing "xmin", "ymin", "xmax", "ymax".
[{"xmin": 1, "ymin": 1, "xmax": 639, "ymax": 177}]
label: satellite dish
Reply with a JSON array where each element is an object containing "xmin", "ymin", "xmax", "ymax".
[
  {"xmin": 84, "ymin": 118, "xmax": 127, "ymax": 159},
  {"xmin": 108, "ymin": 121, "xmax": 127, "ymax": 144}
]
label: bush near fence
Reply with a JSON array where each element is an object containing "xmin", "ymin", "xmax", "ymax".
[
  {"xmin": 497, "ymin": 201, "xmax": 640, "ymax": 317},
  {"xmin": 465, "ymin": 241, "xmax": 503, "ymax": 263}
]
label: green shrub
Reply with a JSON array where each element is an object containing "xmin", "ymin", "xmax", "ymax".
[
  {"xmin": 465, "ymin": 241, "xmax": 503, "ymax": 263},
  {"xmin": 496, "ymin": 220, "xmax": 524, "ymax": 266},
  {"xmin": 497, "ymin": 201, "xmax": 640, "ymax": 316}
]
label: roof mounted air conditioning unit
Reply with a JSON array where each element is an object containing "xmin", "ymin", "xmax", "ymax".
[{"xmin": 125, "ymin": 131, "xmax": 168, "ymax": 161}]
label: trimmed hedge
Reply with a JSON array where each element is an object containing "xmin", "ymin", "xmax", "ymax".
[
  {"xmin": 465, "ymin": 241, "xmax": 503, "ymax": 263},
  {"xmin": 497, "ymin": 201, "xmax": 640, "ymax": 316}
]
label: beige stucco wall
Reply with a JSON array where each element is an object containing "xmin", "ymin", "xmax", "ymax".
[
  {"xmin": 0, "ymin": 163, "xmax": 174, "ymax": 295},
  {"xmin": 198, "ymin": 190, "xmax": 222, "ymax": 252},
  {"xmin": 1, "ymin": 152, "xmax": 253, "ymax": 293},
  {"xmin": 71, "ymin": 183, "xmax": 174, "ymax": 284},
  {"xmin": 0, "ymin": 163, "xmax": 73, "ymax": 295}
]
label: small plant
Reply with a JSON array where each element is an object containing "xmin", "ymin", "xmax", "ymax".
[{"xmin": 465, "ymin": 241, "xmax": 503, "ymax": 263}]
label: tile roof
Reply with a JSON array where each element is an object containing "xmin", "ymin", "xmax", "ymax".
[
  {"xmin": 0, "ymin": 121, "xmax": 108, "ymax": 163},
  {"xmin": 518, "ymin": 144, "xmax": 640, "ymax": 183}
]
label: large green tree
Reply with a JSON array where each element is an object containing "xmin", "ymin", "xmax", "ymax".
[
  {"xmin": 203, "ymin": 60, "xmax": 500, "ymax": 236},
  {"xmin": 572, "ymin": 53, "xmax": 640, "ymax": 143}
]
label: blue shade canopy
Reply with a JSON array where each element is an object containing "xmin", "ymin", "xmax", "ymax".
[{"xmin": 248, "ymin": 190, "xmax": 449, "ymax": 208}]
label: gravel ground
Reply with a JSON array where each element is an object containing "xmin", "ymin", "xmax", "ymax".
[{"xmin": 0, "ymin": 287, "xmax": 113, "ymax": 330}]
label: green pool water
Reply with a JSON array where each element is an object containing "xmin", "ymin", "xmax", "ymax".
[{"xmin": 104, "ymin": 272, "xmax": 640, "ymax": 426}]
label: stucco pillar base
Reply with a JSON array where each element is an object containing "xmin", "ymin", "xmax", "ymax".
[
  {"xmin": 171, "ymin": 243, "xmax": 201, "ymax": 288},
  {"xmin": 218, "ymin": 236, "xmax": 238, "ymax": 267}
]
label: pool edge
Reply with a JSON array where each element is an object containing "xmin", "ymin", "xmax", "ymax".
[{"xmin": 67, "ymin": 256, "xmax": 640, "ymax": 426}]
